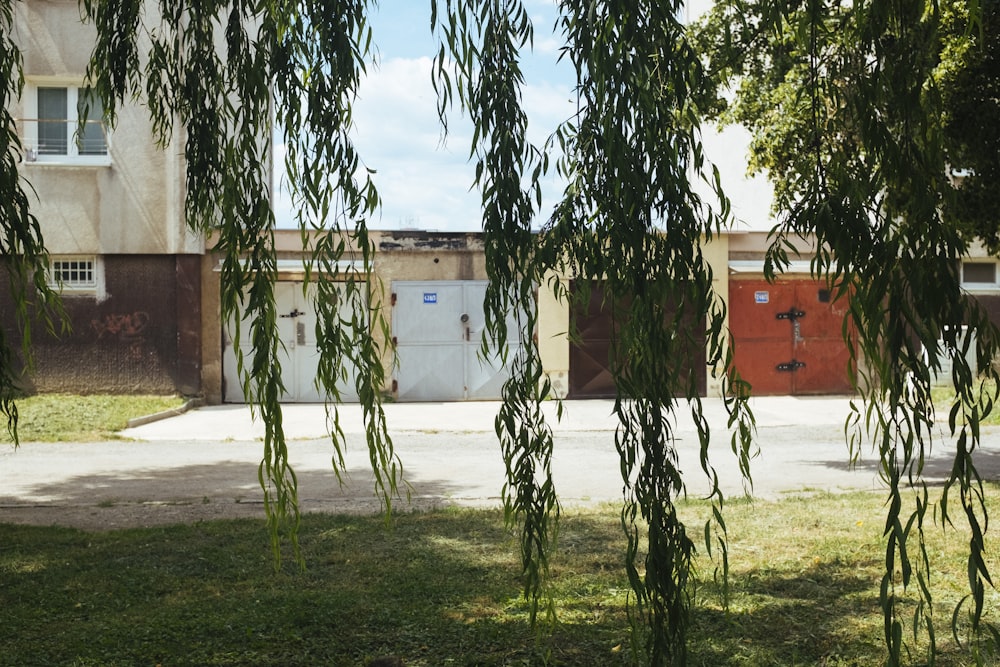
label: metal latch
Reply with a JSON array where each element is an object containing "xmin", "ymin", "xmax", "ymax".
[
  {"xmin": 776, "ymin": 308, "xmax": 805, "ymax": 321},
  {"xmin": 776, "ymin": 360, "xmax": 806, "ymax": 372},
  {"xmin": 280, "ymin": 308, "xmax": 305, "ymax": 318}
]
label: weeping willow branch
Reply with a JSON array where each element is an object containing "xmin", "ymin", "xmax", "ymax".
[
  {"xmin": 265, "ymin": 0, "xmax": 401, "ymax": 516},
  {"xmin": 0, "ymin": 0, "xmax": 67, "ymax": 443},
  {"xmin": 699, "ymin": 0, "xmax": 1000, "ymax": 663},
  {"xmin": 432, "ymin": 0, "xmax": 755, "ymax": 663},
  {"xmin": 83, "ymin": 0, "xmax": 400, "ymax": 564},
  {"xmin": 553, "ymin": 0, "xmax": 758, "ymax": 659},
  {"xmin": 432, "ymin": 0, "xmax": 561, "ymax": 624}
]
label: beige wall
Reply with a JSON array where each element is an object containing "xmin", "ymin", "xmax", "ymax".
[
  {"xmin": 16, "ymin": 0, "xmax": 94, "ymax": 74},
  {"xmin": 704, "ymin": 234, "xmax": 730, "ymax": 397},
  {"xmin": 727, "ymin": 230, "xmax": 819, "ymax": 262},
  {"xmin": 536, "ymin": 275, "xmax": 570, "ymax": 398},
  {"xmin": 13, "ymin": 0, "xmax": 197, "ymax": 256}
]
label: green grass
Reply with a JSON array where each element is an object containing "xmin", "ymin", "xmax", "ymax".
[
  {"xmin": 2, "ymin": 492, "xmax": 999, "ymax": 666},
  {"xmin": 928, "ymin": 377, "xmax": 1000, "ymax": 426},
  {"xmin": 0, "ymin": 393, "xmax": 186, "ymax": 442}
]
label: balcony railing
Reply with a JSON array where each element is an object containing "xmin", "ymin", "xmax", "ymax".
[{"xmin": 17, "ymin": 117, "xmax": 109, "ymax": 162}]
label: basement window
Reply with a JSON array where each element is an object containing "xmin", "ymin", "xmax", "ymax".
[{"xmin": 48, "ymin": 256, "xmax": 103, "ymax": 296}]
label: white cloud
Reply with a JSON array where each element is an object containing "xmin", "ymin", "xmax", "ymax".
[
  {"xmin": 353, "ymin": 56, "xmax": 481, "ymax": 230},
  {"xmin": 523, "ymin": 79, "xmax": 575, "ymax": 141},
  {"xmin": 698, "ymin": 124, "xmax": 776, "ymax": 231},
  {"xmin": 272, "ymin": 1, "xmax": 770, "ymax": 234},
  {"xmin": 349, "ymin": 54, "xmax": 575, "ymax": 231},
  {"xmin": 272, "ymin": 1, "xmax": 578, "ymax": 232}
]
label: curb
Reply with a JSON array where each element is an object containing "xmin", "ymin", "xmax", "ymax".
[{"xmin": 126, "ymin": 398, "xmax": 204, "ymax": 429}]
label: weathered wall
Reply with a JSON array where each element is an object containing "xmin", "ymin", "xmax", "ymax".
[
  {"xmin": 201, "ymin": 230, "xmax": 494, "ymax": 402},
  {"xmin": 703, "ymin": 234, "xmax": 729, "ymax": 396},
  {"xmin": 200, "ymin": 254, "xmax": 224, "ymax": 403},
  {"xmin": 13, "ymin": 0, "xmax": 197, "ymax": 256},
  {"xmin": 536, "ymin": 276, "xmax": 570, "ymax": 398},
  {"xmin": 374, "ymin": 231, "xmax": 488, "ymax": 283},
  {"xmin": 0, "ymin": 256, "xmax": 201, "ymax": 395}
]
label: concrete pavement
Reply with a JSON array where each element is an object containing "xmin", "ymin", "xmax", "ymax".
[
  {"xmin": 3, "ymin": 396, "xmax": 1000, "ymax": 530},
  {"xmin": 117, "ymin": 395, "xmax": 856, "ymax": 439}
]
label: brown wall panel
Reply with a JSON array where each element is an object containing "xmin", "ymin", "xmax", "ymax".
[
  {"xmin": 976, "ymin": 295, "xmax": 1000, "ymax": 331},
  {"xmin": 0, "ymin": 255, "xmax": 201, "ymax": 395},
  {"xmin": 175, "ymin": 256, "xmax": 202, "ymax": 395}
]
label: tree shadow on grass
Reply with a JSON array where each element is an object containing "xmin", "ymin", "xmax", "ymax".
[
  {"xmin": 689, "ymin": 558, "xmax": 884, "ymax": 666},
  {"xmin": 4, "ymin": 508, "xmax": 987, "ymax": 666},
  {"xmin": 688, "ymin": 552, "xmax": 999, "ymax": 666},
  {"xmin": 0, "ymin": 458, "xmax": 509, "ymax": 531},
  {"xmin": 0, "ymin": 511, "xmax": 630, "ymax": 666}
]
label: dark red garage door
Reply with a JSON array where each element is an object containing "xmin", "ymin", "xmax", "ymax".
[
  {"xmin": 729, "ymin": 278, "xmax": 853, "ymax": 395},
  {"xmin": 568, "ymin": 282, "xmax": 707, "ymax": 398}
]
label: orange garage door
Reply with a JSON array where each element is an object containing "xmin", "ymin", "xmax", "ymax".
[{"xmin": 729, "ymin": 279, "xmax": 853, "ymax": 395}]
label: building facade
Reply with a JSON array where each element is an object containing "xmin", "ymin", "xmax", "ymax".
[
  {"xmin": 6, "ymin": 4, "xmax": 995, "ymax": 402},
  {"xmin": 6, "ymin": 0, "xmax": 204, "ymax": 395}
]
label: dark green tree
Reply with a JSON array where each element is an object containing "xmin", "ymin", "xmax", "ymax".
[
  {"xmin": 940, "ymin": 1, "xmax": 1000, "ymax": 252},
  {"xmin": 697, "ymin": 0, "xmax": 1000, "ymax": 663}
]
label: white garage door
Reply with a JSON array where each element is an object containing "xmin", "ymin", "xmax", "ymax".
[
  {"xmin": 223, "ymin": 282, "xmax": 361, "ymax": 403},
  {"xmin": 392, "ymin": 280, "xmax": 522, "ymax": 401}
]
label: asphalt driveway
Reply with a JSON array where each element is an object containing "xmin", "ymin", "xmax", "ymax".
[{"xmin": 3, "ymin": 396, "xmax": 999, "ymax": 530}]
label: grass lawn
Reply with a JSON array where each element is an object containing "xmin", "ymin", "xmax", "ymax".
[
  {"xmin": 0, "ymin": 394, "xmax": 186, "ymax": 442},
  {"xmin": 930, "ymin": 377, "xmax": 1000, "ymax": 427},
  {"xmin": 2, "ymin": 492, "xmax": 999, "ymax": 666}
]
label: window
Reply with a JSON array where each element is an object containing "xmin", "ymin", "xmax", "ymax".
[
  {"xmin": 48, "ymin": 256, "xmax": 104, "ymax": 297},
  {"xmin": 23, "ymin": 83, "xmax": 108, "ymax": 164},
  {"xmin": 961, "ymin": 260, "xmax": 1000, "ymax": 291}
]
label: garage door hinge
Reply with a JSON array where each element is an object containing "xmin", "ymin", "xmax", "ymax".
[
  {"xmin": 776, "ymin": 360, "xmax": 806, "ymax": 372},
  {"xmin": 776, "ymin": 308, "xmax": 805, "ymax": 321}
]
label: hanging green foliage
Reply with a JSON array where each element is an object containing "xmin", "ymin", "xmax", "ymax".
[
  {"xmin": 79, "ymin": 0, "xmax": 401, "ymax": 564},
  {"xmin": 0, "ymin": 1, "xmax": 66, "ymax": 443},
  {"xmin": 697, "ymin": 0, "xmax": 1000, "ymax": 663},
  {"xmin": 433, "ymin": 1, "xmax": 755, "ymax": 662}
]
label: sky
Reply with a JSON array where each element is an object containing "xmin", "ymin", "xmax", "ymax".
[{"xmin": 273, "ymin": 0, "xmax": 775, "ymax": 233}]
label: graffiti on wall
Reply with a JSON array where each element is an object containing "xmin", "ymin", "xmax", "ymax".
[{"xmin": 92, "ymin": 311, "xmax": 151, "ymax": 360}]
